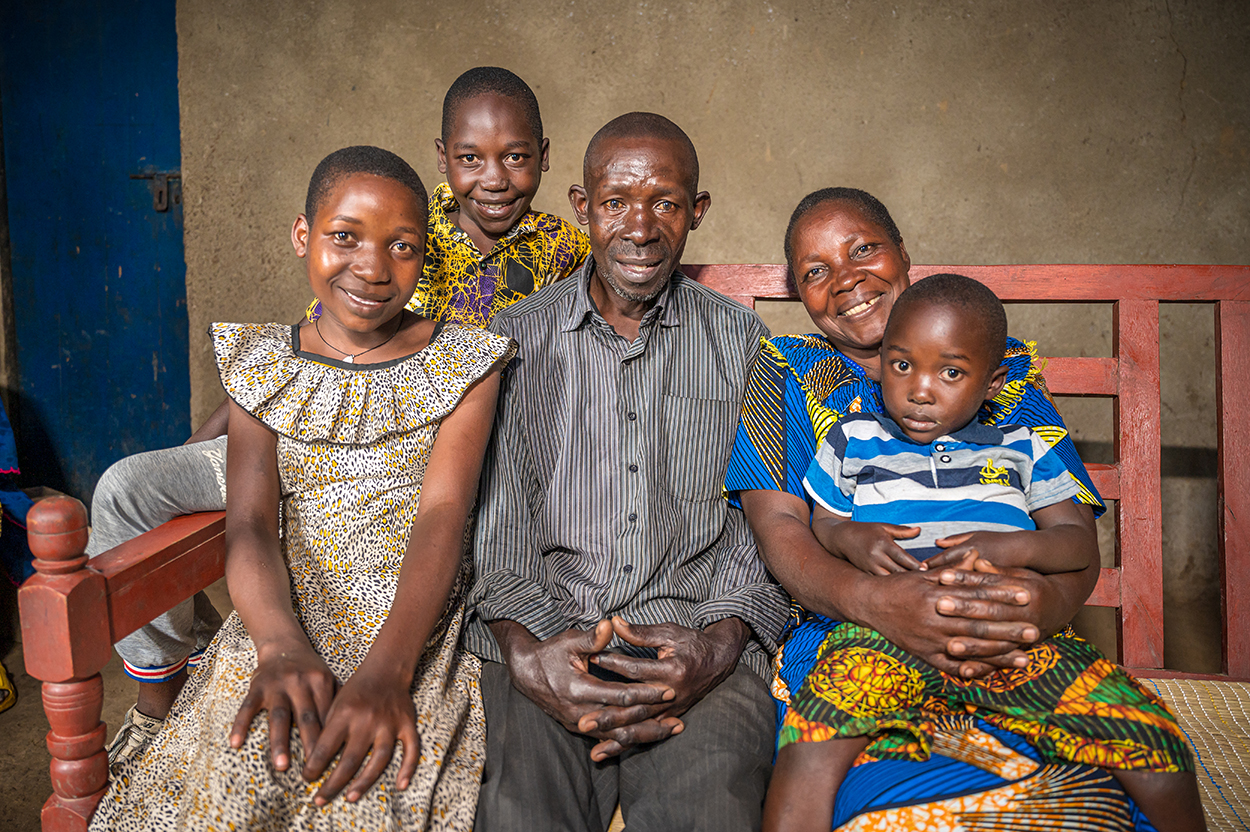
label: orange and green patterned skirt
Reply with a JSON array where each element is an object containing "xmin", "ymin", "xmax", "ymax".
[{"xmin": 781, "ymin": 623, "xmax": 1193, "ymax": 774}]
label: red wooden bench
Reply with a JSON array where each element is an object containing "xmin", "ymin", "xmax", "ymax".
[{"xmin": 19, "ymin": 263, "xmax": 1250, "ymax": 831}]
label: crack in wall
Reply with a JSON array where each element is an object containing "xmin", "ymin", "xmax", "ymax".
[{"xmin": 1164, "ymin": 0, "xmax": 1199, "ymax": 208}]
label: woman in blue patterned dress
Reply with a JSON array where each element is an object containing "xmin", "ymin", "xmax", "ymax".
[{"xmin": 727, "ymin": 188, "xmax": 1193, "ymax": 831}]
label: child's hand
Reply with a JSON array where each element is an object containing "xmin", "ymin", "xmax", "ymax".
[
  {"xmin": 929, "ymin": 532, "xmax": 1002, "ymax": 573},
  {"xmin": 822, "ymin": 520, "xmax": 923, "ymax": 575},
  {"xmin": 302, "ymin": 665, "xmax": 420, "ymax": 806},
  {"xmin": 230, "ymin": 641, "xmax": 337, "ymax": 773}
]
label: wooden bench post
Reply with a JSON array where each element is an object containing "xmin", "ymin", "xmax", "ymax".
[
  {"xmin": 1114, "ymin": 299, "xmax": 1164, "ymax": 668},
  {"xmin": 1216, "ymin": 300, "xmax": 1250, "ymax": 678},
  {"xmin": 20, "ymin": 496, "xmax": 112, "ymax": 832}
]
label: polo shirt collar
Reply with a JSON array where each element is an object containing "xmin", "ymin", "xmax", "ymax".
[
  {"xmin": 561, "ymin": 256, "xmax": 683, "ymax": 332},
  {"xmin": 871, "ymin": 411, "xmax": 1005, "ymax": 446}
]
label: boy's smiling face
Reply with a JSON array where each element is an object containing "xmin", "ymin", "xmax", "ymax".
[
  {"xmin": 292, "ymin": 173, "xmax": 426, "ymax": 344},
  {"xmin": 436, "ymin": 92, "xmax": 549, "ymax": 255},
  {"xmin": 880, "ymin": 300, "xmax": 1008, "ymax": 444}
]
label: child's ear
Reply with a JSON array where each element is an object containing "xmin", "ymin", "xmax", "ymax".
[
  {"xmin": 291, "ymin": 214, "xmax": 310, "ymax": 257},
  {"xmin": 540, "ymin": 137, "xmax": 551, "ymax": 172},
  {"xmin": 984, "ymin": 363, "xmax": 1009, "ymax": 401},
  {"xmin": 435, "ymin": 138, "xmax": 448, "ymax": 174},
  {"xmin": 568, "ymin": 184, "xmax": 590, "ymax": 226}
]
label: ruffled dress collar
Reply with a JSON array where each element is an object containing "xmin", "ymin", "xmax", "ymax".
[{"xmin": 211, "ymin": 321, "xmax": 513, "ymax": 445}]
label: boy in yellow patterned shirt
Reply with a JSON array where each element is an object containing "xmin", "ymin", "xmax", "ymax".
[{"xmin": 308, "ymin": 66, "xmax": 589, "ymax": 330}]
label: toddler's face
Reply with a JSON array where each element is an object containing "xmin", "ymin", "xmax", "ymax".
[
  {"xmin": 293, "ymin": 173, "xmax": 426, "ymax": 336},
  {"xmin": 880, "ymin": 302, "xmax": 1006, "ymax": 444},
  {"xmin": 437, "ymin": 92, "xmax": 548, "ymax": 249}
]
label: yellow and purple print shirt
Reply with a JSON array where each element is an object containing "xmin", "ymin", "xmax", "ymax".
[{"xmin": 306, "ymin": 182, "xmax": 590, "ymax": 328}]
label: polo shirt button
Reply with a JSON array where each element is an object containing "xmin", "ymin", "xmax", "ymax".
[
  {"xmin": 940, "ymin": 455, "xmax": 952, "ymax": 463},
  {"xmin": 628, "ymin": 464, "xmax": 638, "ymax": 473},
  {"xmin": 627, "ymin": 412, "xmax": 637, "ymax": 421},
  {"xmin": 622, "ymin": 564, "xmax": 634, "ymax": 573},
  {"xmin": 628, "ymin": 513, "xmax": 638, "ymax": 522},
  {"xmin": 935, "ymin": 444, "xmax": 945, "ymax": 451}
]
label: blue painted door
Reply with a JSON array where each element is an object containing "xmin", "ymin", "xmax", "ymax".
[{"xmin": 1, "ymin": 0, "xmax": 189, "ymax": 502}]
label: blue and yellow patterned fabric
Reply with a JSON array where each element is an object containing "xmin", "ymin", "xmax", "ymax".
[
  {"xmin": 725, "ymin": 333, "xmax": 1146, "ymax": 830},
  {"xmin": 727, "ymin": 333, "xmax": 1103, "ymax": 515},
  {"xmin": 307, "ymin": 182, "xmax": 590, "ymax": 328}
]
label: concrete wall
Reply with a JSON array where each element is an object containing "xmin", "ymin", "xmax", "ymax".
[{"xmin": 176, "ymin": 0, "xmax": 1249, "ymax": 669}]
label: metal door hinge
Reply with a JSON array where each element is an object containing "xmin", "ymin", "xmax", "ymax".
[{"xmin": 129, "ymin": 171, "xmax": 181, "ymax": 212}]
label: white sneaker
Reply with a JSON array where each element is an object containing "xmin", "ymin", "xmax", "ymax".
[{"xmin": 106, "ymin": 706, "xmax": 164, "ymax": 775}]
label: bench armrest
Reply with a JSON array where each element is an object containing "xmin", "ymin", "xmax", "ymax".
[{"xmin": 18, "ymin": 496, "xmax": 225, "ymax": 832}]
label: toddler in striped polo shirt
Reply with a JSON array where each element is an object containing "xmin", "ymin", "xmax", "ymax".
[{"xmin": 765, "ymin": 274, "xmax": 1202, "ymax": 832}]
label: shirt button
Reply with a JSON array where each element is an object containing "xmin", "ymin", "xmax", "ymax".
[
  {"xmin": 622, "ymin": 564, "xmax": 634, "ymax": 573},
  {"xmin": 627, "ymin": 412, "xmax": 637, "ymax": 421},
  {"xmin": 940, "ymin": 455, "xmax": 952, "ymax": 463},
  {"xmin": 628, "ymin": 513, "xmax": 638, "ymax": 522},
  {"xmin": 628, "ymin": 464, "xmax": 638, "ymax": 473},
  {"xmin": 935, "ymin": 444, "xmax": 945, "ymax": 451}
]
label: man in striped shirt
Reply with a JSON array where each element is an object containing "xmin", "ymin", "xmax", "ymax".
[{"xmin": 466, "ymin": 113, "xmax": 788, "ymax": 832}]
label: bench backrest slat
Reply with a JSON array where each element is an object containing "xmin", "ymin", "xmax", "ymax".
[
  {"xmin": 1115, "ymin": 299, "xmax": 1164, "ymax": 668},
  {"xmin": 689, "ymin": 262, "xmax": 1250, "ymax": 675},
  {"xmin": 1216, "ymin": 301, "xmax": 1250, "ymax": 678}
]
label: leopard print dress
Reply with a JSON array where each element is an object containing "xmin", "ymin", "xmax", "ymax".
[{"xmin": 91, "ymin": 321, "xmax": 514, "ymax": 832}]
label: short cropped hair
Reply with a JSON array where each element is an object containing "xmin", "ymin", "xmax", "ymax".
[
  {"xmin": 784, "ymin": 187, "xmax": 903, "ymax": 268},
  {"xmin": 304, "ymin": 146, "xmax": 428, "ymax": 225},
  {"xmin": 890, "ymin": 273, "xmax": 1009, "ymax": 366},
  {"xmin": 583, "ymin": 112, "xmax": 699, "ymax": 196},
  {"xmin": 441, "ymin": 66, "xmax": 543, "ymax": 144}
]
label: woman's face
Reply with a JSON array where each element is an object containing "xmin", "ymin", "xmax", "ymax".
[{"xmin": 790, "ymin": 201, "xmax": 911, "ymax": 375}]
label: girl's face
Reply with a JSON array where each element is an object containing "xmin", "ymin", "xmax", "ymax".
[
  {"xmin": 789, "ymin": 200, "xmax": 911, "ymax": 377},
  {"xmin": 292, "ymin": 173, "xmax": 426, "ymax": 343}
]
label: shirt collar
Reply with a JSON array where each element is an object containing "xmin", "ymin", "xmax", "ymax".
[
  {"xmin": 871, "ymin": 411, "xmax": 1005, "ymax": 446},
  {"xmin": 429, "ymin": 182, "xmax": 539, "ymax": 255},
  {"xmin": 561, "ymin": 256, "xmax": 684, "ymax": 332}
]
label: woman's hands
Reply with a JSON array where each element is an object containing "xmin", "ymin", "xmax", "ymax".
[
  {"xmin": 741, "ymin": 489, "xmax": 1099, "ymax": 679},
  {"xmin": 230, "ymin": 638, "xmax": 337, "ymax": 772},
  {"xmin": 302, "ymin": 663, "xmax": 422, "ymax": 805}
]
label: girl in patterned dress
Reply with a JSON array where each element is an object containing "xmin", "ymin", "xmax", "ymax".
[{"xmin": 91, "ymin": 146, "xmax": 513, "ymax": 831}]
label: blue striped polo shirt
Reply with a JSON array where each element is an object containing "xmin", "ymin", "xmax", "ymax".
[{"xmin": 802, "ymin": 412, "xmax": 1080, "ymax": 560}]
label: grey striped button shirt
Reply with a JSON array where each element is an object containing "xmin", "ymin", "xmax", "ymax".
[{"xmin": 464, "ymin": 258, "xmax": 789, "ymax": 679}]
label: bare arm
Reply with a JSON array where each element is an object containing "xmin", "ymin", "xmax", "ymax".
[
  {"xmin": 303, "ymin": 364, "xmax": 507, "ymax": 804},
  {"xmin": 739, "ymin": 488, "xmax": 1100, "ymax": 676},
  {"xmin": 928, "ymin": 499, "xmax": 1098, "ymax": 574},
  {"xmin": 223, "ymin": 398, "xmax": 335, "ymax": 770},
  {"xmin": 184, "ymin": 398, "xmax": 229, "ymax": 444},
  {"xmin": 811, "ymin": 503, "xmax": 923, "ymax": 575}
]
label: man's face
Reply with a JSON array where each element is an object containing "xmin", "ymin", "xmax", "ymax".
[{"xmin": 569, "ymin": 135, "xmax": 710, "ymax": 302}]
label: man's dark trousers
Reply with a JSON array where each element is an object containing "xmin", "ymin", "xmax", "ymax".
[{"xmin": 473, "ymin": 660, "xmax": 775, "ymax": 832}]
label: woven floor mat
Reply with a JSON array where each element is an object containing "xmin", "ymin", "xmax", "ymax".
[{"xmin": 1144, "ymin": 677, "xmax": 1250, "ymax": 831}]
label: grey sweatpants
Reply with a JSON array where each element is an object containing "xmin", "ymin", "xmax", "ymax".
[
  {"xmin": 87, "ymin": 436, "xmax": 228, "ymax": 681},
  {"xmin": 475, "ymin": 660, "xmax": 775, "ymax": 832}
]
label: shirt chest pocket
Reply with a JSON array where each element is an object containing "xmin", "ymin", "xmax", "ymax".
[{"xmin": 659, "ymin": 394, "xmax": 740, "ymax": 501}]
